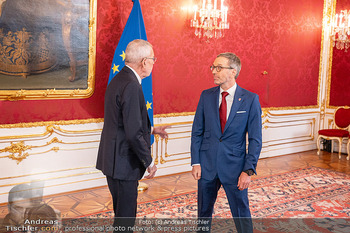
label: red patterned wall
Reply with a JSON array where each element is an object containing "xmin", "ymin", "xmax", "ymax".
[
  {"xmin": 330, "ymin": 0, "xmax": 350, "ymax": 107},
  {"xmin": 144, "ymin": 0, "xmax": 323, "ymax": 112},
  {"xmin": 0, "ymin": 0, "xmax": 324, "ymax": 125}
]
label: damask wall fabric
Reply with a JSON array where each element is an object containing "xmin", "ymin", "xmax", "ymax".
[
  {"xmin": 0, "ymin": 0, "xmax": 336, "ymax": 124},
  {"xmin": 97, "ymin": 0, "xmax": 323, "ymax": 115}
]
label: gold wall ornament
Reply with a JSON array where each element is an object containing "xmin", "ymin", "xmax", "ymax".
[
  {"xmin": 160, "ymin": 137, "xmax": 165, "ymax": 164},
  {"xmin": 328, "ymin": 118, "xmax": 334, "ymax": 128},
  {"xmin": 0, "ymin": 122, "xmax": 103, "ymax": 163},
  {"xmin": 261, "ymin": 110, "xmax": 269, "ymax": 118},
  {"xmin": 0, "ymin": 0, "xmax": 97, "ymax": 100},
  {"xmin": 154, "ymin": 134, "xmax": 160, "ymax": 165},
  {"xmin": 164, "ymin": 138, "xmax": 170, "ymax": 157},
  {"xmin": 1, "ymin": 141, "xmax": 32, "ymax": 163}
]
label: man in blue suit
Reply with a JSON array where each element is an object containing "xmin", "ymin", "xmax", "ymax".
[{"xmin": 191, "ymin": 52, "xmax": 262, "ymax": 233}]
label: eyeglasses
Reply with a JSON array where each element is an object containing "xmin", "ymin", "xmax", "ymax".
[
  {"xmin": 145, "ymin": 57, "xmax": 157, "ymax": 63},
  {"xmin": 210, "ymin": 65, "xmax": 234, "ymax": 72}
]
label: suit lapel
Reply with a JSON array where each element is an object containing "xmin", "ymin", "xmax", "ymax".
[
  {"xmin": 212, "ymin": 87, "xmax": 221, "ymax": 130},
  {"xmin": 224, "ymin": 85, "xmax": 244, "ymax": 133},
  {"xmin": 124, "ymin": 66, "xmax": 150, "ymax": 131}
]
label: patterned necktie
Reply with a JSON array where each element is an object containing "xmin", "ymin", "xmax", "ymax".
[{"xmin": 219, "ymin": 91, "xmax": 229, "ymax": 133}]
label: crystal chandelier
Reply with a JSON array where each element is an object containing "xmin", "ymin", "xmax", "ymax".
[
  {"xmin": 331, "ymin": 10, "xmax": 350, "ymax": 52},
  {"xmin": 190, "ymin": 0, "xmax": 229, "ymax": 39}
]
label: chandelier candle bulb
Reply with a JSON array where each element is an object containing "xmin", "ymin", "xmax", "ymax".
[
  {"xmin": 331, "ymin": 10, "xmax": 350, "ymax": 51},
  {"xmin": 340, "ymin": 14, "xmax": 344, "ymax": 28},
  {"xmin": 189, "ymin": 0, "xmax": 229, "ymax": 39}
]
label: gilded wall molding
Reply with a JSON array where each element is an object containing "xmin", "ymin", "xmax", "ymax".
[
  {"xmin": 0, "ymin": 135, "xmax": 100, "ymax": 164},
  {"xmin": 263, "ymin": 110, "xmax": 319, "ymax": 117},
  {"xmin": 319, "ymin": 0, "xmax": 336, "ymax": 109},
  {"xmin": 0, "ymin": 110, "xmax": 319, "ymax": 164},
  {"xmin": 0, "ymin": 165, "xmax": 94, "ymax": 181},
  {"xmin": 154, "ymin": 112, "xmax": 195, "ymax": 118},
  {"xmin": 0, "ymin": 125, "xmax": 101, "ymax": 141},
  {"xmin": 153, "ymin": 106, "xmax": 320, "ymax": 118},
  {"xmin": 262, "ymin": 105, "xmax": 319, "ymax": 111},
  {"xmin": 326, "ymin": 0, "xmax": 339, "ymax": 109},
  {"xmin": 0, "ymin": 143, "xmax": 99, "ymax": 164},
  {"xmin": 0, "ymin": 108, "xmax": 320, "ymax": 129},
  {"xmin": 0, "ymin": 125, "xmax": 102, "ymax": 163},
  {"xmin": 0, "ymin": 118, "xmax": 104, "ymax": 129},
  {"xmin": 0, "ymin": 174, "xmax": 102, "ymax": 192}
]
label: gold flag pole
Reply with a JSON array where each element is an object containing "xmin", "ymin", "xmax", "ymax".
[{"xmin": 138, "ymin": 182, "xmax": 149, "ymax": 192}]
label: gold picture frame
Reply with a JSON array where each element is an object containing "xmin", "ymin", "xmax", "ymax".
[{"xmin": 0, "ymin": 0, "xmax": 96, "ymax": 100}]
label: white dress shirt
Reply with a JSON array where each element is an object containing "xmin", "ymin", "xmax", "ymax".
[{"xmin": 219, "ymin": 83, "xmax": 237, "ymax": 120}]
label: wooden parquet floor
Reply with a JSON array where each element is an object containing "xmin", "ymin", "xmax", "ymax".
[{"xmin": 0, "ymin": 150, "xmax": 349, "ymax": 219}]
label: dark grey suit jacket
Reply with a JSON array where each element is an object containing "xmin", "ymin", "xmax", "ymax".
[{"xmin": 96, "ymin": 66, "xmax": 152, "ymax": 180}]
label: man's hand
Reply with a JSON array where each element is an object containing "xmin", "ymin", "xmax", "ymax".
[
  {"xmin": 192, "ymin": 165, "xmax": 201, "ymax": 180},
  {"xmin": 153, "ymin": 126, "xmax": 171, "ymax": 139},
  {"xmin": 237, "ymin": 172, "xmax": 251, "ymax": 190},
  {"xmin": 144, "ymin": 165, "xmax": 157, "ymax": 179}
]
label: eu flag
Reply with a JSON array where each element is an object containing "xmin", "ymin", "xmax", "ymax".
[{"xmin": 108, "ymin": 0, "xmax": 154, "ymax": 144}]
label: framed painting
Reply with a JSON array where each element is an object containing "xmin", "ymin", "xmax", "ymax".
[{"xmin": 0, "ymin": 0, "xmax": 96, "ymax": 100}]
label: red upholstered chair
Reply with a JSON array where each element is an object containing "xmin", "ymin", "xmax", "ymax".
[{"xmin": 317, "ymin": 106, "xmax": 350, "ymax": 160}]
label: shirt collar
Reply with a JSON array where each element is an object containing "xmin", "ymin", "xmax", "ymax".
[
  {"xmin": 220, "ymin": 83, "xmax": 237, "ymax": 97},
  {"xmin": 126, "ymin": 65, "xmax": 141, "ymax": 84}
]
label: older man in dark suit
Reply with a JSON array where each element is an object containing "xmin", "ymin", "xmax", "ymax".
[{"xmin": 96, "ymin": 39, "xmax": 168, "ymax": 229}]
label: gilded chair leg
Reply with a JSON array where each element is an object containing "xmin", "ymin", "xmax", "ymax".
[
  {"xmin": 337, "ymin": 139, "xmax": 342, "ymax": 159},
  {"xmin": 331, "ymin": 139, "xmax": 334, "ymax": 153},
  {"xmin": 317, "ymin": 136, "xmax": 321, "ymax": 155},
  {"xmin": 347, "ymin": 141, "xmax": 350, "ymax": 160}
]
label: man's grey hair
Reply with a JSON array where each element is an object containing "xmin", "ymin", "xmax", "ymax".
[
  {"xmin": 125, "ymin": 39, "xmax": 153, "ymax": 64},
  {"xmin": 217, "ymin": 52, "xmax": 241, "ymax": 79}
]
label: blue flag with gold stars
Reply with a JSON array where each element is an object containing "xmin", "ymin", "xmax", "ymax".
[{"xmin": 108, "ymin": 0, "xmax": 154, "ymax": 144}]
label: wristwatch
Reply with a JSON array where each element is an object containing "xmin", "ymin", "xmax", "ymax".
[{"xmin": 243, "ymin": 169, "xmax": 254, "ymax": 176}]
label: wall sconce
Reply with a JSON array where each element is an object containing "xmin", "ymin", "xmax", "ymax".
[
  {"xmin": 190, "ymin": 0, "xmax": 229, "ymax": 39},
  {"xmin": 331, "ymin": 10, "xmax": 350, "ymax": 52}
]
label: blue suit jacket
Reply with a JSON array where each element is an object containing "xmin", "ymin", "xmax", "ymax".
[{"xmin": 191, "ymin": 85, "xmax": 262, "ymax": 184}]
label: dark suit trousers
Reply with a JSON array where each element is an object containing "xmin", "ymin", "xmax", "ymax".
[
  {"xmin": 198, "ymin": 177, "xmax": 253, "ymax": 233},
  {"xmin": 107, "ymin": 176, "xmax": 138, "ymax": 232}
]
